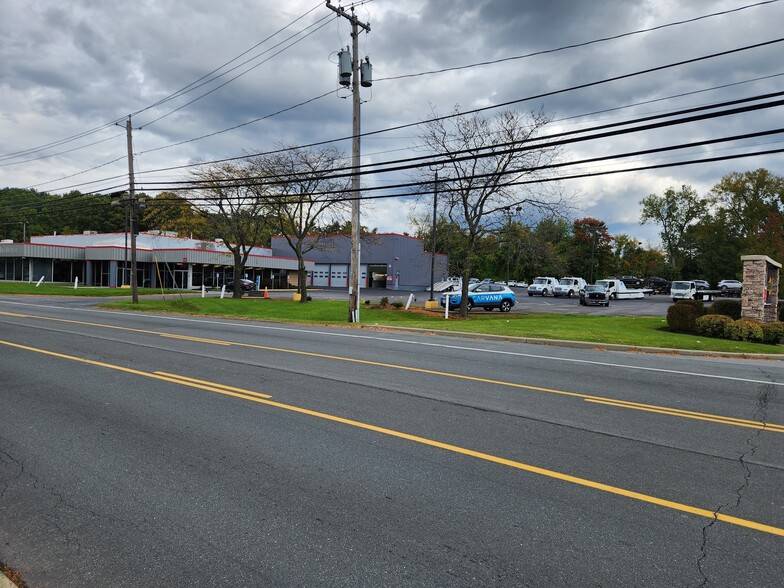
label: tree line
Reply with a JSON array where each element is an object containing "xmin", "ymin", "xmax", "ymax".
[{"xmin": 2, "ymin": 104, "xmax": 782, "ymax": 311}]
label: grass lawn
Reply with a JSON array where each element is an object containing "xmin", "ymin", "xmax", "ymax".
[
  {"xmin": 96, "ymin": 296, "xmax": 784, "ymax": 355},
  {"xmin": 0, "ymin": 282, "xmax": 178, "ymax": 297}
]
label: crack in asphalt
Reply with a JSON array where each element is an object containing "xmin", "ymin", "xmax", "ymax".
[
  {"xmin": 695, "ymin": 386, "xmax": 769, "ymax": 587},
  {"xmin": 0, "ymin": 438, "xmax": 23, "ymax": 502}
]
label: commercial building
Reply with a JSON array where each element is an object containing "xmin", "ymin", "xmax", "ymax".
[
  {"xmin": 0, "ymin": 231, "xmax": 311, "ymax": 289},
  {"xmin": 271, "ymin": 233, "xmax": 448, "ymax": 290}
]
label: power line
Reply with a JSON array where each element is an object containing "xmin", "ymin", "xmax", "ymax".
[
  {"xmin": 131, "ymin": 93, "xmax": 784, "ymax": 190},
  {"xmin": 131, "ymin": 1, "xmax": 326, "ymax": 118},
  {"xmin": 116, "ymin": 37, "xmax": 784, "ymax": 180},
  {"xmin": 0, "ymin": 2, "xmax": 331, "ymax": 162},
  {"xmin": 377, "ymin": 0, "xmax": 781, "ymax": 82},
  {"xmin": 136, "ymin": 13, "xmax": 335, "ymax": 128}
]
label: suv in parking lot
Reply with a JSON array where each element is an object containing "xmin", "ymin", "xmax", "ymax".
[
  {"xmin": 717, "ymin": 279, "xmax": 743, "ymax": 296},
  {"xmin": 440, "ymin": 282, "xmax": 516, "ymax": 312}
]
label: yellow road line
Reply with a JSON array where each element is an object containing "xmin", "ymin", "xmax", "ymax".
[
  {"xmin": 1, "ymin": 337, "xmax": 783, "ymax": 537},
  {"xmin": 0, "ymin": 340, "xmax": 269, "ymax": 401},
  {"xmin": 154, "ymin": 371, "xmax": 271, "ymax": 399},
  {"xmin": 2, "ymin": 311, "xmax": 781, "ymax": 433},
  {"xmin": 160, "ymin": 334, "xmax": 233, "ymax": 346},
  {"xmin": 585, "ymin": 399, "xmax": 784, "ymax": 432}
]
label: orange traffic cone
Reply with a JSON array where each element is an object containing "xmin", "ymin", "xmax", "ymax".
[{"xmin": 263, "ymin": 286, "xmax": 269, "ymax": 299}]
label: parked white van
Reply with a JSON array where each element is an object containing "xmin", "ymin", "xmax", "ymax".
[
  {"xmin": 553, "ymin": 277, "xmax": 586, "ymax": 298},
  {"xmin": 527, "ymin": 276, "xmax": 559, "ymax": 296}
]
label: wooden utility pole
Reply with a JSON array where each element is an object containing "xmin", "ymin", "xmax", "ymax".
[
  {"xmin": 124, "ymin": 115, "xmax": 139, "ymax": 304},
  {"xmin": 326, "ymin": 1, "xmax": 370, "ymax": 323}
]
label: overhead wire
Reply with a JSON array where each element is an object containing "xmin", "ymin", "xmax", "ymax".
[
  {"xmin": 115, "ymin": 36, "xmax": 784, "ymax": 181},
  {"xmin": 5, "ymin": 1, "xmax": 782, "ymax": 222},
  {"xmin": 8, "ymin": 1, "xmax": 770, "ymax": 169},
  {"xmin": 0, "ymin": 2, "xmax": 330, "ymax": 163},
  {"xmin": 377, "ymin": 0, "xmax": 781, "ymax": 82}
]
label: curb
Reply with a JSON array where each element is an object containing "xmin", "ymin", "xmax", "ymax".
[
  {"xmin": 360, "ymin": 324, "xmax": 784, "ymax": 360},
  {"xmin": 0, "ymin": 572, "xmax": 18, "ymax": 588}
]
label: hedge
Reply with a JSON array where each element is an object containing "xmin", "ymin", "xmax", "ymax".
[
  {"xmin": 725, "ymin": 319, "xmax": 764, "ymax": 342},
  {"xmin": 667, "ymin": 303, "xmax": 699, "ymax": 332},
  {"xmin": 761, "ymin": 321, "xmax": 784, "ymax": 344},
  {"xmin": 707, "ymin": 299, "xmax": 742, "ymax": 320},
  {"xmin": 675, "ymin": 299, "xmax": 706, "ymax": 316},
  {"xmin": 695, "ymin": 314, "xmax": 733, "ymax": 338}
]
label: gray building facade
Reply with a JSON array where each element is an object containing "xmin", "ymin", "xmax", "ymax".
[{"xmin": 271, "ymin": 233, "xmax": 448, "ymax": 290}]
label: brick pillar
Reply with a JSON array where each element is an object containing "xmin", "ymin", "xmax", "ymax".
[{"xmin": 741, "ymin": 255, "xmax": 781, "ymax": 323}]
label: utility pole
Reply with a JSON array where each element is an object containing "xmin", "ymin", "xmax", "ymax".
[
  {"xmin": 326, "ymin": 0, "xmax": 370, "ymax": 323},
  {"xmin": 505, "ymin": 206, "xmax": 521, "ymax": 285},
  {"xmin": 429, "ymin": 170, "xmax": 439, "ymax": 302},
  {"xmin": 123, "ymin": 115, "xmax": 139, "ymax": 304}
]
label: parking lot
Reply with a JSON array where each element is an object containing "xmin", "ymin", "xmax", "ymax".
[{"xmin": 300, "ymin": 286, "xmax": 680, "ymax": 317}]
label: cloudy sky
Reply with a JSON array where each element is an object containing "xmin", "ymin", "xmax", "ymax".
[{"xmin": 2, "ymin": 0, "xmax": 783, "ymax": 245}]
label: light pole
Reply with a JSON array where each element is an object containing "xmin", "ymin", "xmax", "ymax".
[{"xmin": 505, "ymin": 206, "xmax": 521, "ymax": 285}]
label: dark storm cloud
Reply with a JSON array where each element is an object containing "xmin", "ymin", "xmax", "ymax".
[{"xmin": 1, "ymin": 0, "xmax": 782, "ymax": 240}]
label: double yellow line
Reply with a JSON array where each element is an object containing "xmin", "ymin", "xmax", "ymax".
[
  {"xmin": 0, "ymin": 338, "xmax": 270, "ymax": 401},
  {"xmin": 0, "ymin": 310, "xmax": 781, "ymax": 434},
  {"xmin": 1, "ymin": 337, "xmax": 783, "ymax": 537},
  {"xmin": 584, "ymin": 397, "xmax": 784, "ymax": 432}
]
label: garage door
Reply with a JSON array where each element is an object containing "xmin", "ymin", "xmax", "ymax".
[
  {"xmin": 330, "ymin": 264, "xmax": 348, "ymax": 287},
  {"xmin": 312, "ymin": 265, "xmax": 330, "ymax": 287}
]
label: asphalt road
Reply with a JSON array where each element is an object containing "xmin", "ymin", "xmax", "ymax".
[{"xmin": 0, "ymin": 296, "xmax": 782, "ymax": 586}]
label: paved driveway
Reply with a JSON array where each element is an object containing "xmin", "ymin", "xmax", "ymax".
[{"xmin": 301, "ymin": 287, "xmax": 676, "ymax": 316}]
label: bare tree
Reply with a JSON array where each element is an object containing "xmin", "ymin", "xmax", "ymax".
[
  {"xmin": 418, "ymin": 107, "xmax": 570, "ymax": 316},
  {"xmin": 247, "ymin": 145, "xmax": 351, "ymax": 302},
  {"xmin": 191, "ymin": 161, "xmax": 270, "ymax": 298}
]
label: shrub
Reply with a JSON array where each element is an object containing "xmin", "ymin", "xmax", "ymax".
[
  {"xmin": 667, "ymin": 303, "xmax": 699, "ymax": 332},
  {"xmin": 761, "ymin": 321, "xmax": 784, "ymax": 344},
  {"xmin": 391, "ymin": 301, "xmax": 404, "ymax": 309},
  {"xmin": 379, "ymin": 296, "xmax": 389, "ymax": 307},
  {"xmin": 675, "ymin": 299, "xmax": 706, "ymax": 316},
  {"xmin": 725, "ymin": 318, "xmax": 763, "ymax": 342},
  {"xmin": 364, "ymin": 299, "xmax": 370, "ymax": 305},
  {"xmin": 695, "ymin": 314, "xmax": 733, "ymax": 338},
  {"xmin": 707, "ymin": 299, "xmax": 741, "ymax": 320},
  {"xmin": 778, "ymin": 300, "xmax": 784, "ymax": 322}
]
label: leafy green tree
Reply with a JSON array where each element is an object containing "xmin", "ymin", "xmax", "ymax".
[
  {"xmin": 640, "ymin": 185, "xmax": 707, "ymax": 273},
  {"xmin": 416, "ymin": 106, "xmax": 570, "ymax": 316},
  {"xmin": 707, "ymin": 168, "xmax": 784, "ymax": 252},
  {"xmin": 571, "ymin": 218, "xmax": 612, "ymax": 282},
  {"xmin": 142, "ymin": 192, "xmax": 212, "ymax": 239},
  {"xmin": 190, "ymin": 161, "xmax": 271, "ymax": 299},
  {"xmin": 246, "ymin": 145, "xmax": 351, "ymax": 302}
]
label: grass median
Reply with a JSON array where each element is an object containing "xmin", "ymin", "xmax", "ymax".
[
  {"xmin": 96, "ymin": 296, "xmax": 783, "ymax": 355},
  {"xmin": 0, "ymin": 282, "xmax": 178, "ymax": 297}
]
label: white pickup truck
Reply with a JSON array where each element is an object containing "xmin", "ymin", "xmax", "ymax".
[{"xmin": 594, "ymin": 278, "xmax": 649, "ymax": 300}]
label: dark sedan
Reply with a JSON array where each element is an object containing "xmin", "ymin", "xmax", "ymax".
[
  {"xmin": 646, "ymin": 276, "xmax": 671, "ymax": 294},
  {"xmin": 225, "ymin": 278, "xmax": 255, "ymax": 292},
  {"xmin": 616, "ymin": 275, "xmax": 643, "ymax": 288}
]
